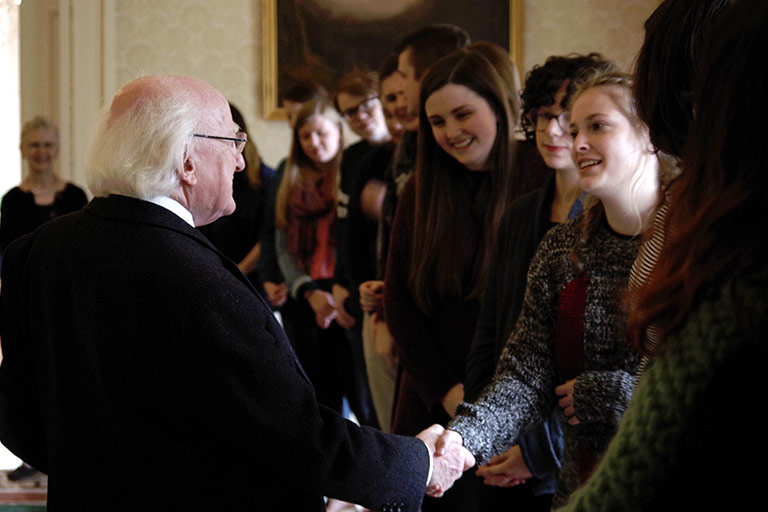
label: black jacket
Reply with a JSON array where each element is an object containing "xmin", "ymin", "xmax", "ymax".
[{"xmin": 0, "ymin": 195, "xmax": 428, "ymax": 511}]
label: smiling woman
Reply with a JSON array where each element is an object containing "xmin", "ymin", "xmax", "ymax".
[
  {"xmin": 383, "ymin": 46, "xmax": 525, "ymax": 510},
  {"xmin": 0, "ymin": 117, "xmax": 87, "ymax": 253},
  {"xmin": 425, "ymin": 83, "xmax": 498, "ymax": 171},
  {"xmin": 440, "ymin": 69, "xmax": 676, "ymax": 508},
  {"xmin": 273, "ymin": 98, "xmax": 360, "ymax": 419}
]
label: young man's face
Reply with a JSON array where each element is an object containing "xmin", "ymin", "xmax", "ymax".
[{"xmin": 397, "ymin": 47, "xmax": 421, "ymax": 132}]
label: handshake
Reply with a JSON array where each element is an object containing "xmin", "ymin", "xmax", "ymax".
[{"xmin": 415, "ymin": 424, "xmax": 474, "ymax": 498}]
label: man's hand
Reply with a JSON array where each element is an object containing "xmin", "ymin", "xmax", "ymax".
[
  {"xmin": 555, "ymin": 378, "xmax": 580, "ymax": 425},
  {"xmin": 263, "ymin": 281, "xmax": 287, "ymax": 307},
  {"xmin": 476, "ymin": 445, "xmax": 532, "ymax": 487},
  {"xmin": 416, "ymin": 424, "xmax": 475, "ymax": 498}
]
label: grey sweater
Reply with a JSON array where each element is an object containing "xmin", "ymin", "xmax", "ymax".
[{"xmin": 449, "ymin": 216, "xmax": 640, "ymax": 508}]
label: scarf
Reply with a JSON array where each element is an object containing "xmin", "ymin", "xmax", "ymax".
[{"xmin": 286, "ymin": 177, "xmax": 336, "ymax": 280}]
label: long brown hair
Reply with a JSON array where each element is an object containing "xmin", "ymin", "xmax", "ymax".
[
  {"xmin": 629, "ymin": 0, "xmax": 768, "ymax": 350},
  {"xmin": 275, "ymin": 98, "xmax": 343, "ymax": 229},
  {"xmin": 408, "ymin": 49, "xmax": 519, "ymax": 314}
]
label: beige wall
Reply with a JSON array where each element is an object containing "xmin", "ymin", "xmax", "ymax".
[
  {"xmin": 523, "ymin": 0, "xmax": 659, "ymax": 74},
  {"xmin": 114, "ymin": 0, "xmax": 291, "ymax": 169},
  {"xmin": 20, "ymin": 0, "xmax": 660, "ymax": 180},
  {"xmin": 112, "ymin": 0, "xmax": 659, "ymax": 169}
]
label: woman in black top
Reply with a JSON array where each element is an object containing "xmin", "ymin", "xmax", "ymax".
[{"xmin": 1, "ymin": 116, "xmax": 87, "ymax": 254}]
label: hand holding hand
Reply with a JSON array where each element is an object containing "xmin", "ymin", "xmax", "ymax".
[
  {"xmin": 555, "ymin": 378, "xmax": 580, "ymax": 425},
  {"xmin": 331, "ymin": 284, "xmax": 356, "ymax": 329},
  {"xmin": 305, "ymin": 289, "xmax": 338, "ymax": 329},
  {"xmin": 476, "ymin": 445, "xmax": 532, "ymax": 487},
  {"xmin": 263, "ymin": 281, "xmax": 287, "ymax": 307},
  {"xmin": 358, "ymin": 280, "xmax": 385, "ymax": 313},
  {"xmin": 416, "ymin": 424, "xmax": 475, "ymax": 498}
]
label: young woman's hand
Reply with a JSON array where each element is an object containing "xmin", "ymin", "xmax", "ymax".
[
  {"xmin": 305, "ymin": 289, "xmax": 338, "ymax": 329},
  {"xmin": 555, "ymin": 378, "xmax": 580, "ymax": 425},
  {"xmin": 331, "ymin": 284, "xmax": 356, "ymax": 329},
  {"xmin": 358, "ymin": 280, "xmax": 385, "ymax": 312},
  {"xmin": 441, "ymin": 383, "xmax": 465, "ymax": 418},
  {"xmin": 476, "ymin": 445, "xmax": 532, "ymax": 487},
  {"xmin": 262, "ymin": 281, "xmax": 287, "ymax": 307}
]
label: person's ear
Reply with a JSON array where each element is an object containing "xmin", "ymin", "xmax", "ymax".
[{"xmin": 178, "ymin": 156, "xmax": 198, "ymax": 186}]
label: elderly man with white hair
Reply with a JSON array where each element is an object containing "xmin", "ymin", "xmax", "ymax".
[{"xmin": 0, "ymin": 74, "xmax": 473, "ymax": 511}]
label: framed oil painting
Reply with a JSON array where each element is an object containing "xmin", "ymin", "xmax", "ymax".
[{"xmin": 262, "ymin": 0, "xmax": 523, "ymax": 119}]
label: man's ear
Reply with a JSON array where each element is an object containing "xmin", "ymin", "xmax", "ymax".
[{"xmin": 178, "ymin": 155, "xmax": 198, "ymax": 186}]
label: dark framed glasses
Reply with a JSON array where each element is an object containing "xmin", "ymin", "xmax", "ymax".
[{"xmin": 193, "ymin": 132, "xmax": 247, "ymax": 153}]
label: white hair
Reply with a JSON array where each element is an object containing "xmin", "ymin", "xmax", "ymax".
[{"xmin": 86, "ymin": 77, "xmax": 203, "ymax": 199}]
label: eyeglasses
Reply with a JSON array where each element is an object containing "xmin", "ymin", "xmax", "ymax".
[
  {"xmin": 528, "ymin": 109, "xmax": 570, "ymax": 132},
  {"xmin": 193, "ymin": 132, "xmax": 248, "ymax": 153},
  {"xmin": 341, "ymin": 97, "xmax": 380, "ymax": 120}
]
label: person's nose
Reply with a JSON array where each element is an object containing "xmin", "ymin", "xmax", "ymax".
[
  {"xmin": 545, "ymin": 116, "xmax": 565, "ymax": 137},
  {"xmin": 395, "ymin": 92, "xmax": 408, "ymax": 112},
  {"xmin": 445, "ymin": 120, "xmax": 462, "ymax": 139},
  {"xmin": 573, "ymin": 131, "xmax": 589, "ymax": 153},
  {"xmin": 235, "ymin": 152, "xmax": 245, "ymax": 172}
]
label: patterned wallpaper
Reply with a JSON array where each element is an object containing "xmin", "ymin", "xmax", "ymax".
[
  {"xmin": 114, "ymin": 0, "xmax": 659, "ymax": 168},
  {"xmin": 523, "ymin": 0, "xmax": 660, "ymax": 74},
  {"xmin": 115, "ymin": 0, "xmax": 292, "ymax": 168}
]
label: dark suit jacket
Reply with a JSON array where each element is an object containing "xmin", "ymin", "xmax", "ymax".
[{"xmin": 0, "ymin": 195, "xmax": 428, "ymax": 511}]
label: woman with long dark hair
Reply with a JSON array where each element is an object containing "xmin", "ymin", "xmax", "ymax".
[{"xmin": 383, "ymin": 47, "xmax": 522, "ymax": 510}]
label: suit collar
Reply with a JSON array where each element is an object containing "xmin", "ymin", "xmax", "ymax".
[
  {"xmin": 86, "ymin": 194, "xmax": 265, "ymax": 294},
  {"xmin": 85, "ymin": 195, "xmax": 206, "ymax": 242}
]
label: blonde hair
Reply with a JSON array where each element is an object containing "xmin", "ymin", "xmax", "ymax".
[
  {"xmin": 568, "ymin": 70, "xmax": 677, "ymax": 269},
  {"xmin": 21, "ymin": 116, "xmax": 59, "ymax": 145},
  {"xmin": 275, "ymin": 98, "xmax": 343, "ymax": 229}
]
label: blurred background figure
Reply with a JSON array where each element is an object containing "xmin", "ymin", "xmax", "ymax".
[
  {"xmin": 348, "ymin": 55, "xmax": 404, "ymax": 433},
  {"xmin": 275, "ymin": 98, "xmax": 355, "ymax": 416},
  {"xmin": 0, "ymin": 115, "xmax": 87, "ymax": 482},
  {"xmin": 1, "ymin": 116, "xmax": 87, "ymax": 254}
]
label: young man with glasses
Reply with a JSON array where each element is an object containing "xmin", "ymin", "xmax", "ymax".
[{"xmin": 328, "ymin": 69, "xmax": 394, "ymax": 432}]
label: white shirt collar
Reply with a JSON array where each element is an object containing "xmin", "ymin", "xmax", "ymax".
[{"xmin": 146, "ymin": 196, "xmax": 195, "ymax": 227}]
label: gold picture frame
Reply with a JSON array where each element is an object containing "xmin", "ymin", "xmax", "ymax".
[{"xmin": 262, "ymin": 0, "xmax": 524, "ymax": 120}]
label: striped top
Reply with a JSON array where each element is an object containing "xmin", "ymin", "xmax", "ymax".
[{"xmin": 627, "ymin": 196, "xmax": 669, "ymax": 379}]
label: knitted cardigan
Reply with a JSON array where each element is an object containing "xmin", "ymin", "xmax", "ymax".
[
  {"xmin": 557, "ymin": 268, "xmax": 768, "ymax": 511},
  {"xmin": 449, "ymin": 216, "xmax": 640, "ymax": 508}
]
